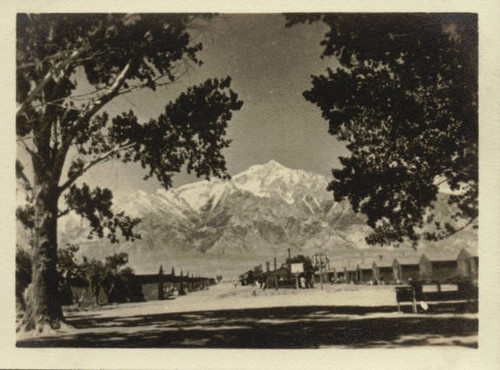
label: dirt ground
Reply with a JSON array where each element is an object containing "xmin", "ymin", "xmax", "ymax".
[{"xmin": 17, "ymin": 283, "xmax": 478, "ymax": 348}]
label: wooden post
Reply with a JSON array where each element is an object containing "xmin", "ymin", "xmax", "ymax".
[
  {"xmin": 295, "ymin": 273, "xmax": 299, "ymax": 290},
  {"xmin": 158, "ymin": 265, "xmax": 164, "ymax": 300},
  {"xmin": 412, "ymin": 285, "xmax": 417, "ymax": 313},
  {"xmin": 326, "ymin": 254, "xmax": 330, "ymax": 284},
  {"xmin": 319, "ymin": 253, "xmax": 324, "ymax": 290},
  {"xmin": 287, "ymin": 248, "xmax": 291, "ymax": 280}
]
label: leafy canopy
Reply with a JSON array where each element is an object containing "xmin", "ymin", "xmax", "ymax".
[
  {"xmin": 286, "ymin": 14, "xmax": 477, "ymax": 245},
  {"xmin": 16, "ymin": 14, "xmax": 243, "ymax": 243}
]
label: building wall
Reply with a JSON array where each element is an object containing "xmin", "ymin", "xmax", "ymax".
[
  {"xmin": 379, "ymin": 267, "xmax": 393, "ymax": 283},
  {"xmin": 419, "ymin": 258, "xmax": 457, "ymax": 281},
  {"xmin": 345, "ymin": 270, "xmax": 357, "ymax": 283},
  {"xmin": 336, "ymin": 271, "xmax": 345, "ymax": 282},
  {"xmin": 432, "ymin": 261, "xmax": 457, "ymax": 280},
  {"xmin": 457, "ymin": 259, "xmax": 467, "ymax": 278},
  {"xmin": 457, "ymin": 256, "xmax": 479, "ymax": 281},
  {"xmin": 373, "ymin": 265, "xmax": 393, "ymax": 283},
  {"xmin": 469, "ymin": 257, "xmax": 479, "ymax": 281},
  {"xmin": 358, "ymin": 269, "xmax": 373, "ymax": 283},
  {"xmin": 401, "ymin": 265, "xmax": 419, "ymax": 281},
  {"xmin": 393, "ymin": 265, "xmax": 402, "ymax": 281},
  {"xmin": 141, "ymin": 282, "xmax": 160, "ymax": 301},
  {"xmin": 419, "ymin": 259, "xmax": 432, "ymax": 279}
]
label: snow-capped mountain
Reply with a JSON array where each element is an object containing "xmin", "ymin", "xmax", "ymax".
[
  {"xmin": 68, "ymin": 160, "xmax": 370, "ymax": 273},
  {"xmin": 49, "ymin": 160, "xmax": 476, "ymax": 276},
  {"xmin": 118, "ymin": 160, "xmax": 330, "ymax": 217}
]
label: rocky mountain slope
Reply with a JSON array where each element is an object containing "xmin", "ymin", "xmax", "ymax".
[{"xmin": 30, "ymin": 160, "xmax": 477, "ymax": 277}]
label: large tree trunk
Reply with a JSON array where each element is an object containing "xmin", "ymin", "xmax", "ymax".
[{"xmin": 19, "ymin": 176, "xmax": 68, "ymax": 334}]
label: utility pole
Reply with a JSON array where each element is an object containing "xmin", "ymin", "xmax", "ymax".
[
  {"xmin": 158, "ymin": 265, "xmax": 164, "ymax": 300},
  {"xmin": 319, "ymin": 253, "xmax": 324, "ymax": 290},
  {"xmin": 287, "ymin": 248, "xmax": 291, "ymax": 280}
]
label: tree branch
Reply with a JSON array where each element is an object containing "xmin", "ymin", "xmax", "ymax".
[
  {"xmin": 68, "ymin": 61, "xmax": 132, "ymax": 136},
  {"xmin": 17, "ymin": 48, "xmax": 86, "ymax": 117},
  {"xmin": 57, "ymin": 209, "xmax": 71, "ymax": 218},
  {"xmin": 17, "ymin": 48, "xmax": 104, "ymax": 71},
  {"xmin": 17, "ymin": 136, "xmax": 37, "ymax": 157},
  {"xmin": 431, "ymin": 216, "xmax": 478, "ymax": 240},
  {"xmin": 434, "ymin": 177, "xmax": 449, "ymax": 187},
  {"xmin": 54, "ymin": 60, "xmax": 134, "ymax": 195},
  {"xmin": 58, "ymin": 142, "xmax": 134, "ymax": 194},
  {"xmin": 15, "ymin": 13, "xmax": 136, "ymax": 115}
]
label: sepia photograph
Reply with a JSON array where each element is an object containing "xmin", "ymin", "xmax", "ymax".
[
  {"xmin": 3, "ymin": 1, "xmax": 500, "ymax": 366},
  {"xmin": 13, "ymin": 11, "xmax": 481, "ymax": 351}
]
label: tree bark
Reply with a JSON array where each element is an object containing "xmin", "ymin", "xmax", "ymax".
[{"xmin": 19, "ymin": 171, "xmax": 65, "ymax": 333}]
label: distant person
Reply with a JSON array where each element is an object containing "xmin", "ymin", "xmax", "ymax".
[
  {"xmin": 300, "ymin": 276, "xmax": 306, "ymax": 288},
  {"xmin": 252, "ymin": 280, "xmax": 259, "ymax": 296}
]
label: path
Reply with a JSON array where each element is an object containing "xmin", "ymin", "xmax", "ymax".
[{"xmin": 17, "ymin": 283, "xmax": 478, "ymax": 348}]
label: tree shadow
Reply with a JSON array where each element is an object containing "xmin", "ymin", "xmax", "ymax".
[{"xmin": 17, "ymin": 304, "xmax": 478, "ymax": 348}]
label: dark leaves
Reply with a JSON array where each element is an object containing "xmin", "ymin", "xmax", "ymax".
[
  {"xmin": 108, "ymin": 77, "xmax": 243, "ymax": 189},
  {"xmin": 16, "ymin": 205, "xmax": 35, "ymax": 230},
  {"xmin": 297, "ymin": 14, "xmax": 477, "ymax": 245},
  {"xmin": 57, "ymin": 244, "xmax": 81, "ymax": 279},
  {"xmin": 67, "ymin": 158, "xmax": 86, "ymax": 179},
  {"xmin": 16, "ymin": 160, "xmax": 32, "ymax": 191},
  {"xmin": 17, "ymin": 14, "xmax": 210, "ymax": 143},
  {"xmin": 64, "ymin": 183, "xmax": 141, "ymax": 243}
]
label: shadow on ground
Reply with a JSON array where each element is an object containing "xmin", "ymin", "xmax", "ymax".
[{"xmin": 17, "ymin": 304, "xmax": 477, "ymax": 348}]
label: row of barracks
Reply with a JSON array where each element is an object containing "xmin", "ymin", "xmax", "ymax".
[
  {"xmin": 320, "ymin": 247, "xmax": 478, "ymax": 285},
  {"xmin": 69, "ymin": 266, "xmax": 217, "ymax": 306}
]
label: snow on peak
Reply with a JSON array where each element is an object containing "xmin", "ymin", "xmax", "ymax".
[
  {"xmin": 238, "ymin": 159, "xmax": 286, "ymax": 175},
  {"xmin": 232, "ymin": 160, "xmax": 327, "ymax": 199},
  {"xmin": 176, "ymin": 179, "xmax": 235, "ymax": 211},
  {"xmin": 119, "ymin": 161, "xmax": 329, "ymax": 215},
  {"xmin": 265, "ymin": 159, "xmax": 286, "ymax": 169}
]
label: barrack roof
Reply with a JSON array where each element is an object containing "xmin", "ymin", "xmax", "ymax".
[{"xmin": 393, "ymin": 255, "xmax": 421, "ymax": 265}]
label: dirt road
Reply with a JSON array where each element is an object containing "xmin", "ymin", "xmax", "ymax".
[{"xmin": 17, "ymin": 283, "xmax": 478, "ymax": 348}]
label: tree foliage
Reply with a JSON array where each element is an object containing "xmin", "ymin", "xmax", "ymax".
[
  {"xmin": 79, "ymin": 252, "xmax": 142, "ymax": 304},
  {"xmin": 57, "ymin": 244, "xmax": 81, "ymax": 280},
  {"xmin": 286, "ymin": 14, "xmax": 478, "ymax": 245},
  {"xmin": 16, "ymin": 13, "xmax": 243, "ymax": 331},
  {"xmin": 64, "ymin": 183, "xmax": 141, "ymax": 243},
  {"xmin": 17, "ymin": 14, "xmax": 243, "ymax": 243}
]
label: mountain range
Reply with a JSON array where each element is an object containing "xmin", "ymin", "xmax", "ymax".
[{"xmin": 48, "ymin": 160, "xmax": 477, "ymax": 277}]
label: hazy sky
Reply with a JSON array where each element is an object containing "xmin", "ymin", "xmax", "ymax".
[{"xmin": 70, "ymin": 14, "xmax": 348, "ymax": 196}]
